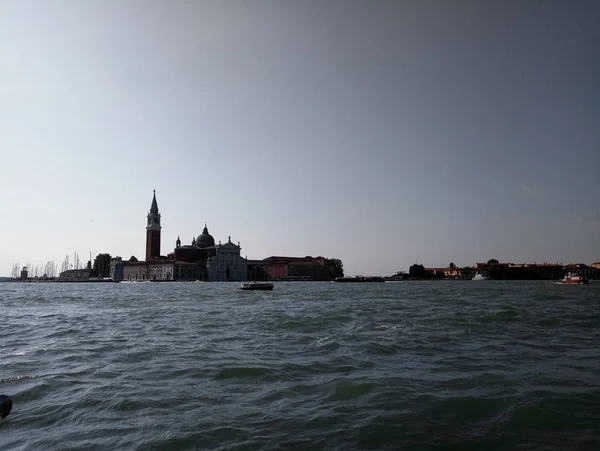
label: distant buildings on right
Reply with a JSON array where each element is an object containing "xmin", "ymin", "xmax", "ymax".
[{"xmin": 403, "ymin": 260, "xmax": 600, "ymax": 280}]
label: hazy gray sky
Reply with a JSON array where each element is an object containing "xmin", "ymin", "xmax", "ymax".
[{"xmin": 1, "ymin": 0, "xmax": 599, "ymax": 276}]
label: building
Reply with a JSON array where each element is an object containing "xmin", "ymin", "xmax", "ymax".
[
  {"xmin": 111, "ymin": 191, "xmax": 248, "ymax": 282},
  {"xmin": 58, "ymin": 269, "xmax": 91, "ymax": 281},
  {"xmin": 423, "ymin": 267, "xmax": 447, "ymax": 279},
  {"xmin": 565, "ymin": 263, "xmax": 599, "ymax": 279},
  {"xmin": 114, "ymin": 258, "xmax": 201, "ymax": 282},
  {"xmin": 19, "ymin": 266, "xmax": 28, "ymax": 280},
  {"xmin": 529, "ymin": 263, "xmax": 564, "ymax": 280},
  {"xmin": 404, "ymin": 260, "xmax": 599, "ymax": 280},
  {"xmin": 110, "ymin": 257, "xmax": 125, "ymax": 281},
  {"xmin": 262, "ymin": 256, "xmax": 331, "ymax": 281},
  {"xmin": 206, "ymin": 237, "xmax": 247, "ymax": 281},
  {"xmin": 146, "ymin": 191, "xmax": 161, "ymax": 261}
]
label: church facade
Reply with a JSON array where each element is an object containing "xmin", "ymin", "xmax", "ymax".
[{"xmin": 110, "ymin": 191, "xmax": 248, "ymax": 282}]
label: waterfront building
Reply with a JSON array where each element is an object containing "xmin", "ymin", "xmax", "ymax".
[
  {"xmin": 165, "ymin": 226, "xmax": 248, "ymax": 282},
  {"xmin": 206, "ymin": 237, "xmax": 247, "ymax": 281},
  {"xmin": 145, "ymin": 191, "xmax": 161, "ymax": 261},
  {"xmin": 19, "ymin": 266, "xmax": 28, "ymax": 280},
  {"xmin": 110, "ymin": 257, "xmax": 124, "ymax": 281},
  {"xmin": 111, "ymin": 191, "xmax": 248, "ymax": 282},
  {"xmin": 404, "ymin": 261, "xmax": 599, "ymax": 280},
  {"xmin": 262, "ymin": 256, "xmax": 331, "ymax": 281},
  {"xmin": 565, "ymin": 263, "xmax": 599, "ymax": 279},
  {"xmin": 59, "ymin": 269, "xmax": 91, "ymax": 281},
  {"xmin": 423, "ymin": 267, "xmax": 447, "ymax": 278},
  {"xmin": 528, "ymin": 263, "xmax": 563, "ymax": 280}
]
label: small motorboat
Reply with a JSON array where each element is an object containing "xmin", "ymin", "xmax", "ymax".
[
  {"xmin": 240, "ymin": 281, "xmax": 274, "ymax": 291},
  {"xmin": 560, "ymin": 273, "xmax": 589, "ymax": 284},
  {"xmin": 333, "ymin": 276, "xmax": 385, "ymax": 283},
  {"xmin": 472, "ymin": 273, "xmax": 490, "ymax": 281}
]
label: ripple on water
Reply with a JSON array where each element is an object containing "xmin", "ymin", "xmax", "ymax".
[
  {"xmin": 327, "ymin": 379, "xmax": 375, "ymax": 401},
  {"xmin": 1, "ymin": 281, "xmax": 600, "ymax": 450},
  {"xmin": 215, "ymin": 366, "xmax": 273, "ymax": 380},
  {"xmin": 477, "ymin": 309, "xmax": 523, "ymax": 322}
]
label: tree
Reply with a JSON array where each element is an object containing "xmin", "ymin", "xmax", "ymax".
[
  {"xmin": 325, "ymin": 258, "xmax": 344, "ymax": 279},
  {"xmin": 409, "ymin": 264, "xmax": 426, "ymax": 279},
  {"xmin": 93, "ymin": 253, "xmax": 112, "ymax": 278}
]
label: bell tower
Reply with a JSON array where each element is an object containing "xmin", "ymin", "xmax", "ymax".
[{"xmin": 146, "ymin": 190, "xmax": 161, "ymax": 261}]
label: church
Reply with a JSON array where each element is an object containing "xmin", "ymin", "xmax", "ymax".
[{"xmin": 110, "ymin": 191, "xmax": 248, "ymax": 282}]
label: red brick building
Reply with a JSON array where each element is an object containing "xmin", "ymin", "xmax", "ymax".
[
  {"xmin": 262, "ymin": 256, "xmax": 331, "ymax": 281},
  {"xmin": 146, "ymin": 190, "xmax": 161, "ymax": 261}
]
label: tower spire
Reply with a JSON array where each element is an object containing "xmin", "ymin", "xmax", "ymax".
[
  {"xmin": 150, "ymin": 189, "xmax": 159, "ymax": 215},
  {"xmin": 146, "ymin": 190, "xmax": 162, "ymax": 261}
]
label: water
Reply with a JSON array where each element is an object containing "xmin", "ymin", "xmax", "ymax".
[{"xmin": 1, "ymin": 281, "xmax": 599, "ymax": 450}]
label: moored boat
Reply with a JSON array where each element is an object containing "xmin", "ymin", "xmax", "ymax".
[
  {"xmin": 472, "ymin": 273, "xmax": 490, "ymax": 281},
  {"xmin": 560, "ymin": 273, "xmax": 589, "ymax": 284},
  {"xmin": 240, "ymin": 281, "xmax": 274, "ymax": 291},
  {"xmin": 334, "ymin": 276, "xmax": 385, "ymax": 283}
]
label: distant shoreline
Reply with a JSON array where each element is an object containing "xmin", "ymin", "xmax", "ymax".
[
  {"xmin": 3, "ymin": 279, "xmax": 118, "ymax": 283},
  {"xmin": 2, "ymin": 278, "xmax": 594, "ymax": 284}
]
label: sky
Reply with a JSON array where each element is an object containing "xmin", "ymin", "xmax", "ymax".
[{"xmin": 1, "ymin": 0, "xmax": 599, "ymax": 277}]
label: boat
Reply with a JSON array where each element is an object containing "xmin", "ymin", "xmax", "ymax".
[
  {"xmin": 240, "ymin": 281, "xmax": 274, "ymax": 291},
  {"xmin": 560, "ymin": 273, "xmax": 589, "ymax": 284},
  {"xmin": 334, "ymin": 276, "xmax": 385, "ymax": 283},
  {"xmin": 472, "ymin": 273, "xmax": 490, "ymax": 281}
]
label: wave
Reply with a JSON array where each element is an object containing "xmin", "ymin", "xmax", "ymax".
[
  {"xmin": 327, "ymin": 380, "xmax": 375, "ymax": 401},
  {"xmin": 477, "ymin": 309, "xmax": 522, "ymax": 322},
  {"xmin": 214, "ymin": 366, "xmax": 272, "ymax": 380},
  {"xmin": 3, "ymin": 280, "xmax": 600, "ymax": 449}
]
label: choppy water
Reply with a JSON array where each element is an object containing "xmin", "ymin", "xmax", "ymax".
[{"xmin": 1, "ymin": 280, "xmax": 600, "ymax": 450}]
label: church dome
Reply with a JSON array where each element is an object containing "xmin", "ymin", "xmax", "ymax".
[{"xmin": 196, "ymin": 225, "xmax": 215, "ymax": 248}]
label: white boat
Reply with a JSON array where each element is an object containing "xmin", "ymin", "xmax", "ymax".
[
  {"xmin": 240, "ymin": 281, "xmax": 274, "ymax": 291},
  {"xmin": 560, "ymin": 273, "xmax": 589, "ymax": 285},
  {"xmin": 472, "ymin": 273, "xmax": 490, "ymax": 281}
]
